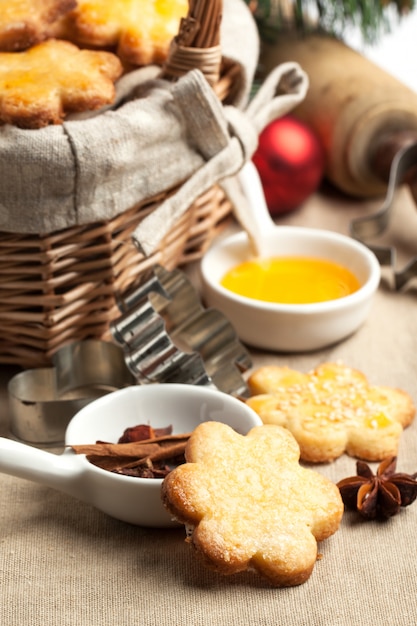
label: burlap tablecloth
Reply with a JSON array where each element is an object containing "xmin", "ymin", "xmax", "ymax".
[{"xmin": 0, "ymin": 185, "xmax": 416, "ymax": 625}]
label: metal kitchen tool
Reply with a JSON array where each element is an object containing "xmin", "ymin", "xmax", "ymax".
[
  {"xmin": 51, "ymin": 339, "xmax": 135, "ymax": 396},
  {"xmin": 350, "ymin": 141, "xmax": 417, "ymax": 290},
  {"xmin": 111, "ymin": 263, "xmax": 252, "ymax": 398},
  {"xmin": 8, "ymin": 340, "xmax": 134, "ymax": 445},
  {"xmin": 9, "ymin": 263, "xmax": 252, "ymax": 445}
]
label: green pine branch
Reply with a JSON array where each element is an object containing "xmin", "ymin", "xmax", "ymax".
[{"xmin": 247, "ymin": 0, "xmax": 415, "ymax": 43}]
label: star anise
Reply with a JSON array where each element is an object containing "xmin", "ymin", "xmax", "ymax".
[{"xmin": 337, "ymin": 457, "xmax": 417, "ymax": 520}]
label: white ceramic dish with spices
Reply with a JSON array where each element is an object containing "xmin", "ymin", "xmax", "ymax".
[
  {"xmin": 201, "ymin": 163, "xmax": 381, "ymax": 352},
  {"xmin": 0, "ymin": 384, "xmax": 262, "ymax": 527}
]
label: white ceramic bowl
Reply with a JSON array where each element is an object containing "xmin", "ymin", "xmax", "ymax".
[
  {"xmin": 201, "ymin": 226, "xmax": 381, "ymax": 352},
  {"xmin": 0, "ymin": 384, "xmax": 262, "ymax": 527}
]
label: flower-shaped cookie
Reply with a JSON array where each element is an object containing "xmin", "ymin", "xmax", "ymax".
[
  {"xmin": 162, "ymin": 421, "xmax": 343, "ymax": 587},
  {"xmin": 63, "ymin": 0, "xmax": 188, "ymax": 66},
  {"xmin": 0, "ymin": 39, "xmax": 122, "ymax": 128},
  {"xmin": 0, "ymin": 0, "xmax": 76, "ymax": 51},
  {"xmin": 246, "ymin": 363, "xmax": 415, "ymax": 463}
]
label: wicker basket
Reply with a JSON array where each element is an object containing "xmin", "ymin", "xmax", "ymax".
[{"xmin": 0, "ymin": 0, "xmax": 244, "ymax": 368}]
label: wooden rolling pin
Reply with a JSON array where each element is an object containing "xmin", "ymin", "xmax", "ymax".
[{"xmin": 260, "ymin": 33, "xmax": 417, "ymax": 198}]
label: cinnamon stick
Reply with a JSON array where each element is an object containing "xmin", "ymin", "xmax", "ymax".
[
  {"xmin": 70, "ymin": 428, "xmax": 192, "ymax": 478},
  {"xmin": 70, "ymin": 433, "xmax": 192, "ymax": 458}
]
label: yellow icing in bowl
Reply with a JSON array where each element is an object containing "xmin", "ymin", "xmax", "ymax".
[{"xmin": 220, "ymin": 256, "xmax": 361, "ymax": 305}]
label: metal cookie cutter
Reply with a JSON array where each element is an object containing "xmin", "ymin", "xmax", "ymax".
[
  {"xmin": 110, "ymin": 264, "xmax": 252, "ymax": 398},
  {"xmin": 8, "ymin": 340, "xmax": 134, "ymax": 445},
  {"xmin": 350, "ymin": 141, "xmax": 417, "ymax": 290}
]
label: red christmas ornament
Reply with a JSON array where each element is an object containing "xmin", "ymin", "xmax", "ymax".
[{"xmin": 252, "ymin": 115, "xmax": 325, "ymax": 215}]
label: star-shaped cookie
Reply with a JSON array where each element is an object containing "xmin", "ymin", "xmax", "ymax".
[
  {"xmin": 0, "ymin": 39, "xmax": 123, "ymax": 128},
  {"xmin": 246, "ymin": 363, "xmax": 415, "ymax": 463},
  {"xmin": 162, "ymin": 421, "xmax": 343, "ymax": 587}
]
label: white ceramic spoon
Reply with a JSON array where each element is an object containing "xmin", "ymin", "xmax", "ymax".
[
  {"xmin": 0, "ymin": 384, "xmax": 261, "ymax": 527},
  {"xmin": 234, "ymin": 160, "xmax": 279, "ymax": 257}
]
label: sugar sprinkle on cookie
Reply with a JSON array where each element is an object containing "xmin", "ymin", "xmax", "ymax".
[
  {"xmin": 246, "ymin": 362, "xmax": 415, "ymax": 463},
  {"xmin": 162, "ymin": 421, "xmax": 343, "ymax": 587}
]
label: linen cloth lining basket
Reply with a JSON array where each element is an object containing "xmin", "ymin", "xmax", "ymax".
[{"xmin": 0, "ymin": 0, "xmax": 258, "ymax": 368}]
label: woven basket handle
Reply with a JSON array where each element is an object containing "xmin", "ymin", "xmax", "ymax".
[{"xmin": 161, "ymin": 0, "xmax": 222, "ymax": 86}]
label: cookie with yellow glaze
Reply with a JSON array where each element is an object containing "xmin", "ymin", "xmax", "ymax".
[
  {"xmin": 0, "ymin": 39, "xmax": 123, "ymax": 128},
  {"xmin": 0, "ymin": 0, "xmax": 76, "ymax": 51},
  {"xmin": 62, "ymin": 0, "xmax": 188, "ymax": 66},
  {"xmin": 162, "ymin": 421, "xmax": 343, "ymax": 587},
  {"xmin": 246, "ymin": 363, "xmax": 415, "ymax": 463}
]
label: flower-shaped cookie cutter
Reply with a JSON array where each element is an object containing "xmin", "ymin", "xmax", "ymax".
[
  {"xmin": 350, "ymin": 141, "xmax": 417, "ymax": 290},
  {"xmin": 110, "ymin": 263, "xmax": 252, "ymax": 398}
]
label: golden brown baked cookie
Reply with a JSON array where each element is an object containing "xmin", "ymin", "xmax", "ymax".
[
  {"xmin": 63, "ymin": 0, "xmax": 188, "ymax": 66},
  {"xmin": 162, "ymin": 421, "xmax": 343, "ymax": 587},
  {"xmin": 0, "ymin": 0, "xmax": 76, "ymax": 51},
  {"xmin": 246, "ymin": 363, "xmax": 415, "ymax": 463},
  {"xmin": 0, "ymin": 39, "xmax": 123, "ymax": 128}
]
